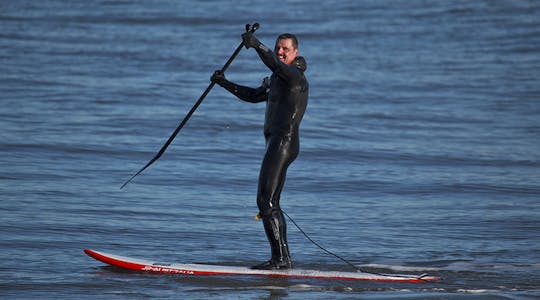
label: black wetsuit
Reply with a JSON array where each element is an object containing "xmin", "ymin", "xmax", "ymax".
[{"xmin": 213, "ymin": 38, "xmax": 308, "ymax": 269}]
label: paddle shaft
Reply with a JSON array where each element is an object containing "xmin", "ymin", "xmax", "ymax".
[{"xmin": 121, "ymin": 23, "xmax": 259, "ymax": 189}]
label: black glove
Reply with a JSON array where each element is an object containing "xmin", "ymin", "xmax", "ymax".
[
  {"xmin": 242, "ymin": 32, "xmax": 261, "ymax": 49},
  {"xmin": 211, "ymin": 70, "xmax": 226, "ymax": 85}
]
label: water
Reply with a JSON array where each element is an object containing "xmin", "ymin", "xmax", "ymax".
[{"xmin": 1, "ymin": 0, "xmax": 539, "ymax": 299}]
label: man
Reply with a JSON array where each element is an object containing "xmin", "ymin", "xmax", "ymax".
[{"xmin": 211, "ymin": 32, "xmax": 308, "ymax": 270}]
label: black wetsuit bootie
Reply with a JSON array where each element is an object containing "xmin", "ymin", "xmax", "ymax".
[
  {"xmin": 251, "ymin": 209, "xmax": 292, "ymax": 270},
  {"xmin": 251, "ymin": 258, "xmax": 291, "ymax": 270}
]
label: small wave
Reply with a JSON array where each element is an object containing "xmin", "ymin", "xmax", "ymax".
[
  {"xmin": 456, "ymin": 288, "xmax": 501, "ymax": 294},
  {"xmin": 358, "ymin": 263, "xmax": 439, "ymax": 272}
]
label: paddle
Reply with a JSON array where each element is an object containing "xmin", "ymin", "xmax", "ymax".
[{"xmin": 121, "ymin": 23, "xmax": 260, "ymax": 189}]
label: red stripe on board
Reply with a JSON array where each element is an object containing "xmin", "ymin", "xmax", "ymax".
[
  {"xmin": 84, "ymin": 249, "xmax": 236, "ymax": 276},
  {"xmin": 84, "ymin": 249, "xmax": 146, "ymax": 271}
]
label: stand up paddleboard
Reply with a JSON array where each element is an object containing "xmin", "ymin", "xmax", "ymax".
[{"xmin": 84, "ymin": 249, "xmax": 440, "ymax": 283}]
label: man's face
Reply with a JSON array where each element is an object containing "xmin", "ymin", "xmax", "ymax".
[{"xmin": 274, "ymin": 38, "xmax": 298, "ymax": 65}]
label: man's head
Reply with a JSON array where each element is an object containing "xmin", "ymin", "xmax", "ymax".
[{"xmin": 274, "ymin": 33, "xmax": 298, "ymax": 65}]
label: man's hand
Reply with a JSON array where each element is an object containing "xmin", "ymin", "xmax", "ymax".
[
  {"xmin": 242, "ymin": 32, "xmax": 261, "ymax": 49},
  {"xmin": 211, "ymin": 70, "xmax": 226, "ymax": 85}
]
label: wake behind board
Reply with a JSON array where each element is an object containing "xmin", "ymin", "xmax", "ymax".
[{"xmin": 84, "ymin": 249, "xmax": 440, "ymax": 283}]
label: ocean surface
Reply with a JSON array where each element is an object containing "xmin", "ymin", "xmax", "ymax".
[{"xmin": 1, "ymin": 0, "xmax": 539, "ymax": 299}]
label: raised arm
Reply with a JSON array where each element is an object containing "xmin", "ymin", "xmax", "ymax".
[{"xmin": 242, "ymin": 32, "xmax": 303, "ymax": 83}]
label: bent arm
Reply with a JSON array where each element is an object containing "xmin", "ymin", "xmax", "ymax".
[{"xmin": 218, "ymin": 79, "xmax": 267, "ymax": 103}]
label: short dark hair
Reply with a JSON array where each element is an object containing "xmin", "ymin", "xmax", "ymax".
[{"xmin": 276, "ymin": 33, "xmax": 298, "ymax": 49}]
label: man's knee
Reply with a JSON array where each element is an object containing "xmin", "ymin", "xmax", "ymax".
[{"xmin": 256, "ymin": 190, "xmax": 280, "ymax": 213}]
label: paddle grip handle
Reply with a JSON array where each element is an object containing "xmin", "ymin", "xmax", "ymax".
[{"xmin": 246, "ymin": 23, "xmax": 260, "ymax": 33}]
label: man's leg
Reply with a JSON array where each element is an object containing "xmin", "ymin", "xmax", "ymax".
[{"xmin": 252, "ymin": 138, "xmax": 295, "ymax": 269}]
